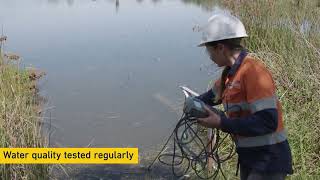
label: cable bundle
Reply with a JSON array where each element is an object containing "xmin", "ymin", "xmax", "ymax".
[{"xmin": 148, "ymin": 112, "xmax": 235, "ymax": 179}]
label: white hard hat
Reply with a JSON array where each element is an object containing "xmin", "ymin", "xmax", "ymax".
[{"xmin": 198, "ymin": 13, "xmax": 248, "ymax": 47}]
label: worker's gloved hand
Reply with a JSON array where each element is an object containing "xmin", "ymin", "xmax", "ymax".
[{"xmin": 197, "ymin": 106, "xmax": 224, "ymax": 128}]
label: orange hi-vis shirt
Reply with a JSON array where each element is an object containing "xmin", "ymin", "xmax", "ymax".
[
  {"xmin": 223, "ymin": 55, "xmax": 282, "ymax": 120},
  {"xmin": 219, "ymin": 52, "xmax": 286, "ymax": 147},
  {"xmin": 198, "ymin": 50, "xmax": 292, "ymax": 173}
]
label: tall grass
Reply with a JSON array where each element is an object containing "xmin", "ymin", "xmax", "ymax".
[
  {"xmin": 231, "ymin": 1, "xmax": 320, "ymax": 179},
  {"xmin": 0, "ymin": 43, "xmax": 49, "ymax": 179},
  {"xmin": 186, "ymin": 0, "xmax": 320, "ymax": 179}
]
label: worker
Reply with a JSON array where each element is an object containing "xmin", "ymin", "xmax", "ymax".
[{"xmin": 196, "ymin": 12, "xmax": 293, "ymax": 180}]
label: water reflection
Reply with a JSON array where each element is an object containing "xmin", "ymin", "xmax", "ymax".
[
  {"xmin": 0, "ymin": 0, "xmax": 217, "ymax": 11},
  {"xmin": 116, "ymin": 0, "xmax": 119, "ymax": 13},
  {"xmin": 151, "ymin": 0, "xmax": 162, "ymax": 4},
  {"xmin": 48, "ymin": 0, "xmax": 59, "ymax": 4},
  {"xmin": 0, "ymin": 0, "xmax": 220, "ymax": 152},
  {"xmin": 0, "ymin": 0, "xmax": 216, "ymax": 178},
  {"xmin": 38, "ymin": 0, "xmax": 216, "ymax": 9},
  {"xmin": 67, "ymin": 0, "xmax": 74, "ymax": 6},
  {"xmin": 181, "ymin": 0, "xmax": 216, "ymax": 11}
]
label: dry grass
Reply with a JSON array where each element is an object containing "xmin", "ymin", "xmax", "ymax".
[
  {"xmin": 222, "ymin": 0, "xmax": 320, "ymax": 179},
  {"xmin": 185, "ymin": 0, "xmax": 320, "ymax": 179},
  {"xmin": 0, "ymin": 40, "xmax": 49, "ymax": 179}
]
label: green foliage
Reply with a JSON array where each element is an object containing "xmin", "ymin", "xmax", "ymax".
[
  {"xmin": 186, "ymin": 0, "xmax": 320, "ymax": 179},
  {"xmin": 0, "ymin": 49, "xmax": 49, "ymax": 179}
]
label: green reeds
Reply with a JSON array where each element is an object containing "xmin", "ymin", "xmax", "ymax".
[
  {"xmin": 222, "ymin": 0, "xmax": 320, "ymax": 179},
  {"xmin": 185, "ymin": 0, "xmax": 320, "ymax": 179},
  {"xmin": 0, "ymin": 41, "xmax": 49, "ymax": 179}
]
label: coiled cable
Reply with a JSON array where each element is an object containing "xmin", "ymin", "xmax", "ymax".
[{"xmin": 147, "ymin": 111, "xmax": 235, "ymax": 179}]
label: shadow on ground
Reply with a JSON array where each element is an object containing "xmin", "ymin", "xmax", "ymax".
[{"xmin": 54, "ymin": 164, "xmax": 184, "ymax": 180}]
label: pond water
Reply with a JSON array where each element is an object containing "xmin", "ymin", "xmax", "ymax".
[{"xmin": 0, "ymin": 0, "xmax": 220, "ymax": 178}]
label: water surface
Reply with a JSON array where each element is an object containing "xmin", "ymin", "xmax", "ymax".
[{"xmin": 0, "ymin": 0, "xmax": 219, "ymax": 178}]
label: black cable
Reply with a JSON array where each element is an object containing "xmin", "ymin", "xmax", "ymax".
[{"xmin": 148, "ymin": 111, "xmax": 236, "ymax": 180}]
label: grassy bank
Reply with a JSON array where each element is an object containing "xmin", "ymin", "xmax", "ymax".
[
  {"xmin": 0, "ymin": 42, "xmax": 49, "ymax": 179},
  {"xmin": 229, "ymin": 1, "xmax": 320, "ymax": 179},
  {"xmin": 187, "ymin": 0, "xmax": 320, "ymax": 179}
]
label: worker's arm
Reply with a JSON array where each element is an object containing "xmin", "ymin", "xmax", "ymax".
[
  {"xmin": 197, "ymin": 79, "xmax": 222, "ymax": 106},
  {"xmin": 220, "ymin": 109, "xmax": 278, "ymax": 136}
]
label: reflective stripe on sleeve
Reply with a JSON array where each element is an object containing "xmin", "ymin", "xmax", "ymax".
[
  {"xmin": 250, "ymin": 96, "xmax": 278, "ymax": 113},
  {"xmin": 223, "ymin": 95, "xmax": 278, "ymax": 113},
  {"xmin": 224, "ymin": 102, "xmax": 250, "ymax": 113},
  {"xmin": 235, "ymin": 130, "xmax": 287, "ymax": 148}
]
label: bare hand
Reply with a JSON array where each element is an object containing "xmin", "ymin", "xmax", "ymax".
[{"xmin": 197, "ymin": 106, "xmax": 221, "ymax": 128}]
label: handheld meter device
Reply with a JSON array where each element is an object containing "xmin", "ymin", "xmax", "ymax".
[
  {"xmin": 184, "ymin": 97, "xmax": 209, "ymax": 118},
  {"xmin": 180, "ymin": 86, "xmax": 226, "ymax": 119}
]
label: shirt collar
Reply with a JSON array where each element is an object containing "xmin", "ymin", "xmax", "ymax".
[{"xmin": 228, "ymin": 50, "xmax": 248, "ymax": 77}]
